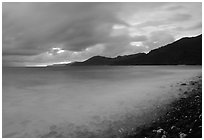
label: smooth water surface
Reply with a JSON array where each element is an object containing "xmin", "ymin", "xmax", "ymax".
[{"xmin": 2, "ymin": 66, "xmax": 201, "ymax": 137}]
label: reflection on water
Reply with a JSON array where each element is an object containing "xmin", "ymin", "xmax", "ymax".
[{"xmin": 2, "ymin": 66, "xmax": 201, "ymax": 137}]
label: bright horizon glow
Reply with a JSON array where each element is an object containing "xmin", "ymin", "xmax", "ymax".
[
  {"xmin": 47, "ymin": 47, "xmax": 65, "ymax": 56},
  {"xmin": 112, "ymin": 24, "xmax": 126, "ymax": 29},
  {"xmin": 130, "ymin": 42, "xmax": 143, "ymax": 47},
  {"xmin": 25, "ymin": 61, "xmax": 71, "ymax": 67},
  {"xmin": 25, "ymin": 64, "xmax": 48, "ymax": 67}
]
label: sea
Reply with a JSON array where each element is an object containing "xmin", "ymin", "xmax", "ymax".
[{"xmin": 2, "ymin": 66, "xmax": 201, "ymax": 137}]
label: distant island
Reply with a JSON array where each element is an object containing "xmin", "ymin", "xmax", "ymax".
[{"xmin": 66, "ymin": 34, "xmax": 201, "ymax": 66}]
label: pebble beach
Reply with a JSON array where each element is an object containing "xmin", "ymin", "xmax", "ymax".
[{"xmin": 122, "ymin": 75, "xmax": 202, "ymax": 138}]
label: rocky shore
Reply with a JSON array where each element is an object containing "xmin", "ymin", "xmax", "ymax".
[{"xmin": 123, "ymin": 75, "xmax": 202, "ymax": 138}]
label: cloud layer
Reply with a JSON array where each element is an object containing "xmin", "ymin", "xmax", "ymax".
[{"xmin": 3, "ymin": 2, "xmax": 202, "ymax": 66}]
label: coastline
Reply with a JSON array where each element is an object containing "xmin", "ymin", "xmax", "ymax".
[
  {"xmin": 122, "ymin": 74, "xmax": 202, "ymax": 138},
  {"xmin": 3, "ymin": 67, "xmax": 202, "ymax": 138},
  {"xmin": 41, "ymin": 71, "xmax": 202, "ymax": 138}
]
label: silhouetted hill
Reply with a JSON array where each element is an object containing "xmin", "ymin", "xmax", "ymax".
[
  {"xmin": 72, "ymin": 56, "xmax": 113, "ymax": 66},
  {"xmin": 71, "ymin": 34, "xmax": 202, "ymax": 66}
]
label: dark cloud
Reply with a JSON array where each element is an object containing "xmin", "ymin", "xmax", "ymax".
[
  {"xmin": 166, "ymin": 5, "xmax": 184, "ymax": 11},
  {"xmin": 133, "ymin": 35, "xmax": 148, "ymax": 42},
  {"xmin": 101, "ymin": 35, "xmax": 131, "ymax": 57},
  {"xmin": 169, "ymin": 13, "xmax": 191, "ymax": 21},
  {"xmin": 175, "ymin": 22, "xmax": 202, "ymax": 31},
  {"xmin": 136, "ymin": 13, "xmax": 191, "ymax": 28},
  {"xmin": 144, "ymin": 30, "xmax": 175, "ymax": 50},
  {"xmin": 137, "ymin": 20, "xmax": 168, "ymax": 28},
  {"xmin": 187, "ymin": 22, "xmax": 202, "ymax": 30},
  {"xmin": 3, "ymin": 3, "xmax": 125, "ymax": 55}
]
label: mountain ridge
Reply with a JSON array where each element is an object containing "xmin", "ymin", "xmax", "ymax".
[{"xmin": 68, "ymin": 34, "xmax": 202, "ymax": 66}]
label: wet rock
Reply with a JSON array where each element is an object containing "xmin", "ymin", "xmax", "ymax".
[
  {"xmin": 161, "ymin": 134, "xmax": 167, "ymax": 138},
  {"xmin": 125, "ymin": 77, "xmax": 202, "ymax": 138},
  {"xmin": 183, "ymin": 91, "xmax": 188, "ymax": 94},
  {"xmin": 195, "ymin": 95, "xmax": 200, "ymax": 99},
  {"xmin": 156, "ymin": 128, "xmax": 164, "ymax": 134},
  {"xmin": 199, "ymin": 114, "xmax": 202, "ymax": 119},
  {"xmin": 152, "ymin": 130, "xmax": 157, "ymax": 133},
  {"xmin": 181, "ymin": 83, "xmax": 187, "ymax": 86},
  {"xmin": 192, "ymin": 89, "xmax": 196, "ymax": 93},
  {"xmin": 170, "ymin": 125, "xmax": 180, "ymax": 134},
  {"xmin": 189, "ymin": 128, "xmax": 192, "ymax": 134},
  {"xmin": 179, "ymin": 132, "xmax": 187, "ymax": 138}
]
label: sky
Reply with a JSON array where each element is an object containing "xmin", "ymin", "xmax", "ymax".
[{"xmin": 2, "ymin": 2, "xmax": 202, "ymax": 67}]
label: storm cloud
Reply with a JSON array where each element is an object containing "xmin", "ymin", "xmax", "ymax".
[{"xmin": 2, "ymin": 2, "xmax": 202, "ymax": 66}]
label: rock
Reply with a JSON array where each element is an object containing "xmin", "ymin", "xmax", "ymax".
[
  {"xmin": 179, "ymin": 132, "xmax": 187, "ymax": 138},
  {"xmin": 161, "ymin": 135, "xmax": 166, "ymax": 138},
  {"xmin": 195, "ymin": 95, "xmax": 200, "ymax": 99},
  {"xmin": 156, "ymin": 128, "xmax": 164, "ymax": 134},
  {"xmin": 163, "ymin": 131, "xmax": 167, "ymax": 135},
  {"xmin": 170, "ymin": 125, "xmax": 180, "ymax": 134},
  {"xmin": 192, "ymin": 89, "xmax": 196, "ymax": 93},
  {"xmin": 171, "ymin": 126, "xmax": 176, "ymax": 130},
  {"xmin": 152, "ymin": 130, "xmax": 157, "ymax": 133},
  {"xmin": 191, "ymin": 83, "xmax": 195, "ymax": 85},
  {"xmin": 184, "ymin": 91, "xmax": 188, "ymax": 94},
  {"xmin": 181, "ymin": 83, "xmax": 187, "ymax": 86},
  {"xmin": 118, "ymin": 128, "xmax": 125, "ymax": 134},
  {"xmin": 189, "ymin": 128, "xmax": 192, "ymax": 133},
  {"xmin": 154, "ymin": 128, "xmax": 164, "ymax": 138}
]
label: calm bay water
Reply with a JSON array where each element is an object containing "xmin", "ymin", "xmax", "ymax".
[{"xmin": 2, "ymin": 66, "xmax": 201, "ymax": 137}]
